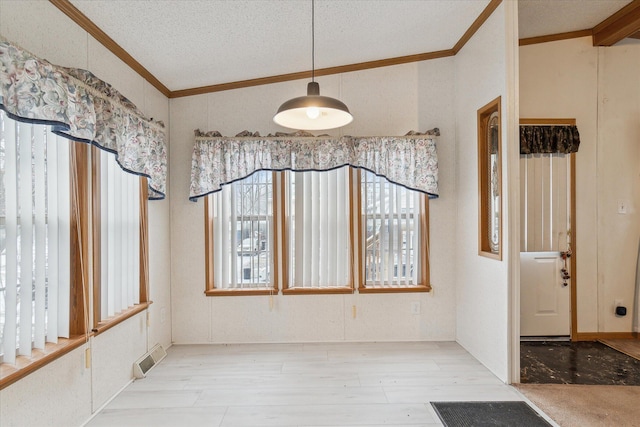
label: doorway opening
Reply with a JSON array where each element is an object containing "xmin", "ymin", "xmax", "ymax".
[{"xmin": 519, "ymin": 118, "xmax": 577, "ymax": 342}]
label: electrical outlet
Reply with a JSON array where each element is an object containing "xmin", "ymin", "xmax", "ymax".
[
  {"xmin": 411, "ymin": 301, "xmax": 421, "ymax": 315},
  {"xmin": 160, "ymin": 307, "xmax": 166, "ymax": 324},
  {"xmin": 352, "ymin": 305, "xmax": 357, "ymax": 319}
]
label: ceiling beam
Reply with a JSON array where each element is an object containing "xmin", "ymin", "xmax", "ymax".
[
  {"xmin": 49, "ymin": 0, "xmax": 171, "ymax": 97},
  {"xmin": 630, "ymin": 31, "xmax": 640, "ymax": 39},
  {"xmin": 592, "ymin": 0, "xmax": 640, "ymax": 46}
]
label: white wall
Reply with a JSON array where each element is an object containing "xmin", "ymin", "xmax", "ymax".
[
  {"xmin": 169, "ymin": 59, "xmax": 459, "ymax": 344},
  {"xmin": 453, "ymin": 2, "xmax": 519, "ymax": 382},
  {"xmin": 0, "ymin": 1, "xmax": 172, "ymax": 425},
  {"xmin": 520, "ymin": 37, "xmax": 640, "ymax": 334}
]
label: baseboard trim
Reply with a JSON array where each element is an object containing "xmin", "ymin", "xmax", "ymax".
[{"xmin": 575, "ymin": 332, "xmax": 638, "ymax": 341}]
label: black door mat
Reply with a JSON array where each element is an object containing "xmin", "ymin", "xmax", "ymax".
[{"xmin": 431, "ymin": 401, "xmax": 552, "ymax": 427}]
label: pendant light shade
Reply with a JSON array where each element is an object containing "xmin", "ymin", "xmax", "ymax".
[
  {"xmin": 273, "ymin": 1, "xmax": 353, "ymax": 131},
  {"xmin": 274, "ymin": 82, "xmax": 353, "ymax": 130}
]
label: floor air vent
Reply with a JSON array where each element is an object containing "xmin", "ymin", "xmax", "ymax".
[{"xmin": 133, "ymin": 344, "xmax": 167, "ymax": 378}]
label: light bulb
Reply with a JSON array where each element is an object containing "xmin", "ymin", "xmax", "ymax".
[{"xmin": 306, "ymin": 106, "xmax": 320, "ymax": 119}]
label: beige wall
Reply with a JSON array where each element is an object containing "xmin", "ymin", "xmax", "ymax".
[
  {"xmin": 169, "ymin": 59, "xmax": 459, "ymax": 345},
  {"xmin": 520, "ymin": 37, "xmax": 640, "ymax": 334},
  {"xmin": 0, "ymin": 4, "xmax": 542, "ymax": 424},
  {"xmin": 453, "ymin": 2, "xmax": 519, "ymax": 382},
  {"xmin": 0, "ymin": 1, "xmax": 172, "ymax": 425}
]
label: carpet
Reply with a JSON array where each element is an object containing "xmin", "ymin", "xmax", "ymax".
[
  {"xmin": 430, "ymin": 401, "xmax": 552, "ymax": 427},
  {"xmin": 599, "ymin": 338, "xmax": 640, "ymax": 361},
  {"xmin": 515, "ymin": 384, "xmax": 640, "ymax": 427}
]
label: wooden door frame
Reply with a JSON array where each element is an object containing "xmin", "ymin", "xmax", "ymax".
[{"xmin": 519, "ymin": 118, "xmax": 577, "ymax": 340}]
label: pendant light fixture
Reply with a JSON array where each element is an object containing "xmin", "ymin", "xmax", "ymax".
[{"xmin": 273, "ymin": 0, "xmax": 353, "ymax": 130}]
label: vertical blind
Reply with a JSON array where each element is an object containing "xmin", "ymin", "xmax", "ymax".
[
  {"xmin": 361, "ymin": 171, "xmax": 421, "ymax": 287},
  {"xmin": 288, "ymin": 169, "xmax": 350, "ymax": 288},
  {"xmin": 100, "ymin": 150, "xmax": 140, "ymax": 320},
  {"xmin": 0, "ymin": 111, "xmax": 71, "ymax": 364},
  {"xmin": 520, "ymin": 153, "xmax": 570, "ymax": 252},
  {"xmin": 211, "ymin": 171, "xmax": 273, "ymax": 288}
]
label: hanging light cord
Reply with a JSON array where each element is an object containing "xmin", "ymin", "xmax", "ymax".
[{"xmin": 311, "ymin": 0, "xmax": 315, "ymax": 82}]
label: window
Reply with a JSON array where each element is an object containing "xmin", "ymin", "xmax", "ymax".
[
  {"xmin": 205, "ymin": 171, "xmax": 275, "ymax": 295},
  {"xmin": 284, "ymin": 169, "xmax": 351, "ymax": 293},
  {"xmin": 0, "ymin": 112, "xmax": 149, "ymax": 386},
  {"xmin": 92, "ymin": 147, "xmax": 149, "ymax": 329},
  {"xmin": 478, "ymin": 96, "xmax": 502, "ymax": 259},
  {"xmin": 205, "ymin": 167, "xmax": 430, "ymax": 295},
  {"xmin": 358, "ymin": 170, "xmax": 429, "ymax": 292},
  {"xmin": 0, "ymin": 112, "xmax": 72, "ymax": 365}
]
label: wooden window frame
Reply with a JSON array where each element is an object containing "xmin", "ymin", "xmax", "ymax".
[
  {"xmin": 1, "ymin": 141, "xmax": 152, "ymax": 390},
  {"xmin": 478, "ymin": 96, "xmax": 503, "ymax": 260},
  {"xmin": 204, "ymin": 169, "xmax": 431, "ymax": 296},
  {"xmin": 204, "ymin": 172, "xmax": 278, "ymax": 297},
  {"xmin": 91, "ymin": 146, "xmax": 151, "ymax": 334},
  {"xmin": 281, "ymin": 170, "xmax": 354, "ymax": 295},
  {"xmin": 2, "ymin": 140, "xmax": 89, "ymax": 389},
  {"xmin": 355, "ymin": 170, "xmax": 431, "ymax": 294}
]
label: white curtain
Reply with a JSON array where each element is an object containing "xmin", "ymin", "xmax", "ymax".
[
  {"xmin": 288, "ymin": 168, "xmax": 350, "ymax": 288},
  {"xmin": 0, "ymin": 111, "xmax": 71, "ymax": 364}
]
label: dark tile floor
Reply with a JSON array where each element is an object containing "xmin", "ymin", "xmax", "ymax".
[{"xmin": 520, "ymin": 340, "xmax": 640, "ymax": 385}]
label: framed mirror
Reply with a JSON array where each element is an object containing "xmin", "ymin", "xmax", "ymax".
[{"xmin": 477, "ymin": 96, "xmax": 502, "ymax": 259}]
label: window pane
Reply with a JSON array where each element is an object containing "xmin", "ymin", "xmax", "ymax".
[
  {"xmin": 0, "ymin": 112, "xmax": 71, "ymax": 363},
  {"xmin": 361, "ymin": 171, "xmax": 421, "ymax": 287},
  {"xmin": 100, "ymin": 150, "xmax": 140, "ymax": 320},
  {"xmin": 287, "ymin": 168, "xmax": 350, "ymax": 289},
  {"xmin": 211, "ymin": 172, "xmax": 273, "ymax": 289}
]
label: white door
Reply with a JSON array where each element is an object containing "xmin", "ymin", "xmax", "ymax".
[
  {"xmin": 520, "ymin": 252, "xmax": 570, "ymax": 336},
  {"xmin": 520, "ymin": 153, "xmax": 571, "ymax": 337}
]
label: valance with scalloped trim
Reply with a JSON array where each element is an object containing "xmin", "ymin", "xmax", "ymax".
[
  {"xmin": 520, "ymin": 125, "xmax": 580, "ymax": 155},
  {"xmin": 0, "ymin": 38, "xmax": 167, "ymax": 199},
  {"xmin": 190, "ymin": 129, "xmax": 439, "ymax": 201}
]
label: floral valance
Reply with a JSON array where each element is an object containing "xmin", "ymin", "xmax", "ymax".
[
  {"xmin": 0, "ymin": 38, "xmax": 167, "ymax": 199},
  {"xmin": 520, "ymin": 125, "xmax": 580, "ymax": 155},
  {"xmin": 190, "ymin": 129, "xmax": 439, "ymax": 201}
]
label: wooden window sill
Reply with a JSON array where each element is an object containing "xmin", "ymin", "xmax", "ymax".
[
  {"xmin": 205, "ymin": 288, "xmax": 277, "ymax": 297},
  {"xmin": 92, "ymin": 302, "xmax": 151, "ymax": 336},
  {"xmin": 282, "ymin": 287, "xmax": 354, "ymax": 295},
  {"xmin": 358, "ymin": 285, "xmax": 432, "ymax": 294},
  {"xmin": 1, "ymin": 335, "xmax": 88, "ymax": 390},
  {"xmin": 1, "ymin": 303, "xmax": 152, "ymax": 390}
]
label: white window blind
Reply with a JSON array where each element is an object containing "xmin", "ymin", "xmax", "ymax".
[
  {"xmin": 0, "ymin": 111, "xmax": 71, "ymax": 364},
  {"xmin": 210, "ymin": 171, "xmax": 273, "ymax": 289},
  {"xmin": 287, "ymin": 168, "xmax": 350, "ymax": 288},
  {"xmin": 361, "ymin": 171, "xmax": 421, "ymax": 287},
  {"xmin": 100, "ymin": 150, "xmax": 140, "ymax": 320},
  {"xmin": 520, "ymin": 153, "xmax": 570, "ymax": 252}
]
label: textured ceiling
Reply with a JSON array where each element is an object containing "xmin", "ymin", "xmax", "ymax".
[
  {"xmin": 68, "ymin": 0, "xmax": 634, "ymax": 92},
  {"xmin": 69, "ymin": 0, "xmax": 489, "ymax": 91},
  {"xmin": 518, "ymin": 0, "xmax": 632, "ymax": 39}
]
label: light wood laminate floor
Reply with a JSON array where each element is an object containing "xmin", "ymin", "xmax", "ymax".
[{"xmin": 87, "ymin": 342, "xmax": 552, "ymax": 426}]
